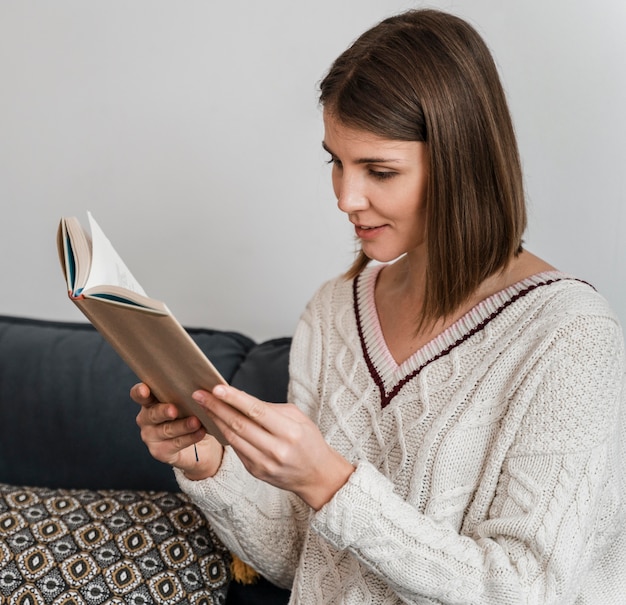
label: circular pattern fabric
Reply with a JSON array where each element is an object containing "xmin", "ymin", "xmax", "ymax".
[{"xmin": 0, "ymin": 483, "xmax": 231, "ymax": 605}]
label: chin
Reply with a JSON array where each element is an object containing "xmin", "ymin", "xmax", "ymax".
[{"xmin": 361, "ymin": 247, "xmax": 406, "ymax": 265}]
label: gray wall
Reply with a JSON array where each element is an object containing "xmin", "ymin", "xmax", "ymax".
[{"xmin": 1, "ymin": 1, "xmax": 624, "ymax": 342}]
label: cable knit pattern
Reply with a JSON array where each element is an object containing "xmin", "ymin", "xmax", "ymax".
[{"xmin": 177, "ymin": 267, "xmax": 626, "ymax": 604}]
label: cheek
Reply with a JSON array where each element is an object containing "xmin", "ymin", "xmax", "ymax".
[
  {"xmin": 411, "ymin": 181, "xmax": 428, "ymax": 217},
  {"xmin": 394, "ymin": 184, "xmax": 426, "ymax": 218}
]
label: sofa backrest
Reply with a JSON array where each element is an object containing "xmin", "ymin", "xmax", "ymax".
[{"xmin": 0, "ymin": 315, "xmax": 291, "ymax": 492}]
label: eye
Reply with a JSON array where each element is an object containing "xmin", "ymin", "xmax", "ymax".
[
  {"xmin": 325, "ymin": 155, "xmax": 342, "ymax": 169},
  {"xmin": 369, "ymin": 168, "xmax": 397, "ymax": 181}
]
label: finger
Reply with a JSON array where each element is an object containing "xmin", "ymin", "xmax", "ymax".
[
  {"xmin": 138, "ymin": 412, "xmax": 204, "ymax": 455},
  {"xmin": 143, "ymin": 423, "xmax": 207, "ymax": 468},
  {"xmin": 163, "ymin": 425, "xmax": 207, "ymax": 455},
  {"xmin": 208, "ymin": 385, "xmax": 280, "ymax": 431},
  {"xmin": 204, "ymin": 400, "xmax": 309, "ymax": 490},
  {"xmin": 160, "ymin": 414, "xmax": 203, "ymax": 441},
  {"xmin": 138, "ymin": 401, "xmax": 172, "ymax": 423},
  {"xmin": 194, "ymin": 387, "xmax": 274, "ymax": 450},
  {"xmin": 207, "ymin": 408, "xmax": 274, "ymax": 475},
  {"xmin": 130, "ymin": 382, "xmax": 158, "ymax": 406},
  {"xmin": 214, "ymin": 387, "xmax": 308, "ymax": 447}
]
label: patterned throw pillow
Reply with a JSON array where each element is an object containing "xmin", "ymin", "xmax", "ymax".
[{"xmin": 0, "ymin": 483, "xmax": 231, "ymax": 605}]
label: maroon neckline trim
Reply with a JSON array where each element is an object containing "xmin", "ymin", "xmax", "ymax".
[{"xmin": 353, "ymin": 275, "xmax": 589, "ymax": 408}]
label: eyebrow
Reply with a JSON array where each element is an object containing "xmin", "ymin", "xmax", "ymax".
[{"xmin": 322, "ymin": 141, "xmax": 402, "ymax": 164}]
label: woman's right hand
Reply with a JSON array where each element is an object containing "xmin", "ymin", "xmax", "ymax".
[{"xmin": 131, "ymin": 382, "xmax": 224, "ymax": 481}]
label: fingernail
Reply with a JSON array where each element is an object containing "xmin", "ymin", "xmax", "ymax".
[
  {"xmin": 213, "ymin": 385, "xmax": 227, "ymax": 398},
  {"xmin": 192, "ymin": 391, "xmax": 206, "ymax": 404}
]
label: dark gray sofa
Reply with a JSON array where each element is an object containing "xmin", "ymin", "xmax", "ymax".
[{"xmin": 0, "ymin": 314, "xmax": 291, "ymax": 604}]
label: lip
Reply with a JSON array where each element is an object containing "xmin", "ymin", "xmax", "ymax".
[{"xmin": 354, "ymin": 224, "xmax": 387, "ymax": 240}]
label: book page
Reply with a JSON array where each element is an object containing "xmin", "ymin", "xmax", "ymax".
[{"xmin": 82, "ymin": 212, "xmax": 147, "ymax": 296}]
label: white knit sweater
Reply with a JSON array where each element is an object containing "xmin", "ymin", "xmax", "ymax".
[{"xmin": 177, "ymin": 267, "xmax": 626, "ymax": 604}]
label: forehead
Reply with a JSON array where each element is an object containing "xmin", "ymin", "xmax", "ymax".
[
  {"xmin": 323, "ymin": 110, "xmax": 426, "ymax": 160},
  {"xmin": 323, "ymin": 110, "xmax": 382, "ymax": 144}
]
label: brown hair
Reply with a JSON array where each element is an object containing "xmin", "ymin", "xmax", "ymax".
[{"xmin": 319, "ymin": 9, "xmax": 526, "ymax": 325}]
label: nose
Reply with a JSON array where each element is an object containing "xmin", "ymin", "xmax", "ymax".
[{"xmin": 335, "ymin": 172, "xmax": 369, "ymax": 214}]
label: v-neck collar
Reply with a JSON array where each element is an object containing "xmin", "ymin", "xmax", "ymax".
[{"xmin": 353, "ymin": 264, "xmax": 579, "ymax": 408}]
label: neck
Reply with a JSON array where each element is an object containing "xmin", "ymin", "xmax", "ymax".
[
  {"xmin": 384, "ymin": 254, "xmax": 428, "ymax": 300},
  {"xmin": 378, "ymin": 250, "xmax": 554, "ymax": 328}
]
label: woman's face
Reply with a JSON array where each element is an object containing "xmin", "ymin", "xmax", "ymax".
[{"xmin": 323, "ymin": 110, "xmax": 429, "ymax": 264}]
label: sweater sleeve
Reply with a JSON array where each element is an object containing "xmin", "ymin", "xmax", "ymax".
[
  {"xmin": 174, "ymin": 284, "xmax": 329, "ymax": 589},
  {"xmin": 175, "ymin": 451, "xmax": 308, "ymax": 589},
  {"xmin": 311, "ymin": 312, "xmax": 626, "ymax": 604}
]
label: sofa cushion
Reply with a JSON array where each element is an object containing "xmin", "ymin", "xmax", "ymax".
[
  {"xmin": 230, "ymin": 338, "xmax": 291, "ymax": 404},
  {"xmin": 0, "ymin": 482, "xmax": 231, "ymax": 604},
  {"xmin": 0, "ymin": 316, "xmax": 256, "ymax": 492}
]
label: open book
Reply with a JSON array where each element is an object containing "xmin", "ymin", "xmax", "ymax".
[{"xmin": 57, "ymin": 212, "xmax": 229, "ymax": 445}]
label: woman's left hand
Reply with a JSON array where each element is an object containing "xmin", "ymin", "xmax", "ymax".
[{"xmin": 192, "ymin": 385, "xmax": 355, "ymax": 511}]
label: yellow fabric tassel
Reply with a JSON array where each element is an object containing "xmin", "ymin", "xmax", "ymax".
[{"xmin": 230, "ymin": 553, "xmax": 260, "ymax": 584}]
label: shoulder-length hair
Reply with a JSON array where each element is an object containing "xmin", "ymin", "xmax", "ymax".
[{"xmin": 319, "ymin": 9, "xmax": 526, "ymax": 325}]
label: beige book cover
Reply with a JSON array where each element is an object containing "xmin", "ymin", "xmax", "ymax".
[{"xmin": 57, "ymin": 213, "xmax": 228, "ymax": 445}]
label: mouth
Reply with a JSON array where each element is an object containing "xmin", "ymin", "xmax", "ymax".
[{"xmin": 354, "ymin": 223, "xmax": 386, "ymax": 239}]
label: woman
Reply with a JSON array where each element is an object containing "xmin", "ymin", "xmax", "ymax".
[{"xmin": 133, "ymin": 9, "xmax": 625, "ymax": 603}]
